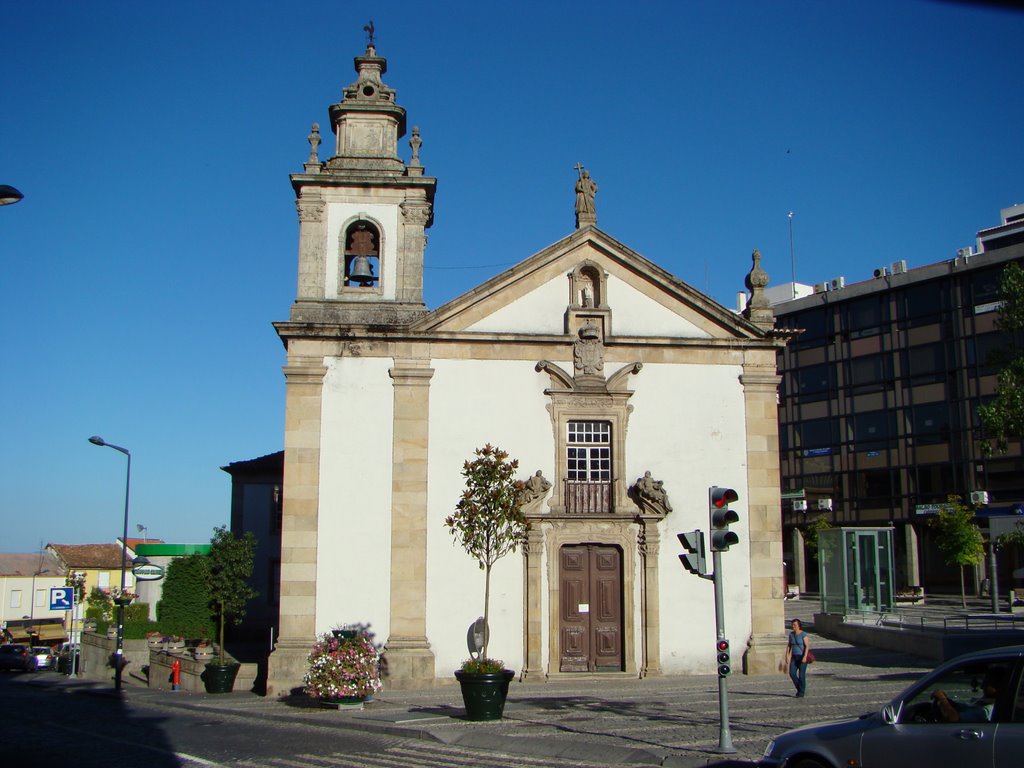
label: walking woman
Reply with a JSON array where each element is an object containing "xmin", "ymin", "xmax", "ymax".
[{"xmin": 785, "ymin": 618, "xmax": 810, "ymax": 697}]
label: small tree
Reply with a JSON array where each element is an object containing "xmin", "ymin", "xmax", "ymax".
[
  {"xmin": 204, "ymin": 525, "xmax": 258, "ymax": 666},
  {"xmin": 929, "ymin": 495, "xmax": 985, "ymax": 608},
  {"xmin": 803, "ymin": 515, "xmax": 833, "ymax": 562},
  {"xmin": 157, "ymin": 554, "xmax": 214, "ymax": 639},
  {"xmin": 445, "ymin": 444, "xmax": 529, "ymax": 666},
  {"xmin": 978, "ymin": 262, "xmax": 1024, "ymax": 454},
  {"xmin": 85, "ymin": 587, "xmax": 113, "ymax": 624}
]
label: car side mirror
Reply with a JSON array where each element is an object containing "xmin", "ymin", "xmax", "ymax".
[{"xmin": 882, "ymin": 704, "xmax": 899, "ymax": 725}]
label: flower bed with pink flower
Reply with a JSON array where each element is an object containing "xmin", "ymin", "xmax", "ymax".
[{"xmin": 303, "ymin": 631, "xmax": 382, "ymax": 700}]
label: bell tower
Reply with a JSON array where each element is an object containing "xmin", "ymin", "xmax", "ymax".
[
  {"xmin": 289, "ymin": 44, "xmax": 436, "ymax": 326},
  {"xmin": 268, "ymin": 43, "xmax": 438, "ymax": 697}
]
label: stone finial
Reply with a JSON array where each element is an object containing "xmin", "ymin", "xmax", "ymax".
[
  {"xmin": 743, "ymin": 248, "xmax": 775, "ymax": 329},
  {"xmin": 574, "ymin": 163, "xmax": 598, "ymax": 228},
  {"xmin": 409, "ymin": 126, "xmax": 422, "ymax": 168},
  {"xmin": 307, "ymin": 123, "xmax": 321, "ymax": 164}
]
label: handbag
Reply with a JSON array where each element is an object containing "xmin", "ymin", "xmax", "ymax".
[{"xmin": 804, "ymin": 650, "xmax": 816, "ymax": 664}]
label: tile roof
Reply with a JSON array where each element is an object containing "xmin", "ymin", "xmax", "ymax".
[
  {"xmin": 0, "ymin": 551, "xmax": 64, "ymax": 577},
  {"xmin": 47, "ymin": 543, "xmax": 125, "ymax": 569}
]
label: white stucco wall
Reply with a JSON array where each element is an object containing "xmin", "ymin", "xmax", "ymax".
[
  {"xmin": 425, "ymin": 358, "xmax": 555, "ymax": 674},
  {"xmin": 316, "ymin": 355, "xmax": 395, "ymax": 643},
  {"xmin": 464, "ymin": 272, "xmax": 713, "ymax": 338},
  {"xmin": 464, "ymin": 278, "xmax": 567, "ymax": 334},
  {"xmin": 606, "ymin": 274, "xmax": 712, "ymax": 338},
  {"xmin": 625, "ymin": 362, "xmax": 751, "ymax": 674}
]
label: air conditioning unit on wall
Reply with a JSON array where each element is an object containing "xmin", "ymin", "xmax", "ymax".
[
  {"xmin": 830, "ymin": 277, "xmax": 845, "ymax": 290},
  {"xmin": 873, "ymin": 266, "xmax": 888, "ymax": 278},
  {"xmin": 792, "ymin": 499, "xmax": 808, "ymax": 512},
  {"xmin": 818, "ymin": 498, "xmax": 833, "ymax": 510}
]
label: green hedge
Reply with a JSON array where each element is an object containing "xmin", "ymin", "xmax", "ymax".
[{"xmin": 156, "ymin": 554, "xmax": 215, "ymax": 640}]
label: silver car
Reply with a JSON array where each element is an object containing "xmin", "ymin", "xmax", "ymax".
[
  {"xmin": 30, "ymin": 646, "xmax": 56, "ymax": 670},
  {"xmin": 761, "ymin": 645, "xmax": 1024, "ymax": 768}
]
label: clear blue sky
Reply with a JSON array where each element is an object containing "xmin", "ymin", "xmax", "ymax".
[{"xmin": 2, "ymin": 1, "xmax": 1022, "ymax": 554}]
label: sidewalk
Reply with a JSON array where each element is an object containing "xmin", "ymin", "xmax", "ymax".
[{"xmin": 32, "ymin": 607, "xmax": 938, "ymax": 768}]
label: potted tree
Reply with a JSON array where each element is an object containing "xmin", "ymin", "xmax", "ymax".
[
  {"xmin": 202, "ymin": 525, "xmax": 258, "ymax": 693},
  {"xmin": 445, "ymin": 444, "xmax": 529, "ymax": 720}
]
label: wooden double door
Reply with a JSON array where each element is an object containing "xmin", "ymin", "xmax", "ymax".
[{"xmin": 559, "ymin": 544, "xmax": 623, "ymax": 672}]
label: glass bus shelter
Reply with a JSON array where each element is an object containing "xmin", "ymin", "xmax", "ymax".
[{"xmin": 819, "ymin": 527, "xmax": 895, "ymax": 615}]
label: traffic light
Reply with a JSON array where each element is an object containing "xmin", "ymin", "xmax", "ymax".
[
  {"xmin": 677, "ymin": 530, "xmax": 707, "ymax": 577},
  {"xmin": 716, "ymin": 639, "xmax": 731, "ymax": 676},
  {"xmin": 709, "ymin": 486, "xmax": 739, "ymax": 552}
]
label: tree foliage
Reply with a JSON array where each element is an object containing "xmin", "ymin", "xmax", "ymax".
[
  {"xmin": 803, "ymin": 514, "xmax": 833, "ymax": 562},
  {"xmin": 205, "ymin": 525, "xmax": 258, "ymax": 665},
  {"xmin": 445, "ymin": 444, "xmax": 529, "ymax": 663},
  {"xmin": 157, "ymin": 554, "xmax": 215, "ymax": 639},
  {"xmin": 978, "ymin": 262, "xmax": 1024, "ymax": 454},
  {"xmin": 929, "ymin": 495, "xmax": 985, "ymax": 608},
  {"xmin": 85, "ymin": 587, "xmax": 113, "ymax": 622},
  {"xmin": 998, "ymin": 520, "xmax": 1024, "ymax": 552}
]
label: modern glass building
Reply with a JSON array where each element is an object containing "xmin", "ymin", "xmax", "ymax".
[{"xmin": 773, "ymin": 204, "xmax": 1024, "ymax": 594}]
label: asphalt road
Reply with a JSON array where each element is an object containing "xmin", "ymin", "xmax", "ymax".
[{"xmin": 0, "ymin": 673, "xmax": 398, "ymax": 768}]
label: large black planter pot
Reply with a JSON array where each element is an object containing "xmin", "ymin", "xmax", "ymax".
[
  {"xmin": 203, "ymin": 662, "xmax": 240, "ymax": 694},
  {"xmin": 454, "ymin": 669, "xmax": 515, "ymax": 721}
]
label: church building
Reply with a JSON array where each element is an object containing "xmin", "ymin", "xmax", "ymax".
[{"xmin": 266, "ymin": 43, "xmax": 789, "ymax": 694}]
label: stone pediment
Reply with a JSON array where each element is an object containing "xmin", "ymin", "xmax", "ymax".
[{"xmin": 412, "ymin": 227, "xmax": 768, "ymax": 341}]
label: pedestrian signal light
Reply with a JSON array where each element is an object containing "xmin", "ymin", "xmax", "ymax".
[
  {"xmin": 677, "ymin": 530, "xmax": 707, "ymax": 577},
  {"xmin": 709, "ymin": 486, "xmax": 740, "ymax": 552},
  {"xmin": 716, "ymin": 639, "xmax": 731, "ymax": 676}
]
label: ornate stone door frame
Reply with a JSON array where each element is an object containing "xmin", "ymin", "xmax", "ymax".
[{"xmin": 538, "ymin": 517, "xmax": 639, "ymax": 678}]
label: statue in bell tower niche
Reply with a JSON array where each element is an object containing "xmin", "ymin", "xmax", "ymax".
[
  {"xmin": 573, "ymin": 320, "xmax": 604, "ymax": 377},
  {"xmin": 574, "ymin": 163, "xmax": 598, "ymax": 228}
]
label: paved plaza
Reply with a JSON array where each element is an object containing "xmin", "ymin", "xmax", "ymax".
[{"xmin": 29, "ymin": 595, "xmax": 1015, "ymax": 766}]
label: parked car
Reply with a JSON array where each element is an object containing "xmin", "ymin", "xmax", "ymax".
[
  {"xmin": 760, "ymin": 645, "xmax": 1024, "ymax": 768},
  {"xmin": 56, "ymin": 644, "xmax": 80, "ymax": 674},
  {"xmin": 0, "ymin": 643, "xmax": 33, "ymax": 671},
  {"xmin": 30, "ymin": 646, "xmax": 56, "ymax": 670}
]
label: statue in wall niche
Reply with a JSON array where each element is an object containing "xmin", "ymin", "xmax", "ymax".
[
  {"xmin": 573, "ymin": 320, "xmax": 604, "ymax": 377},
  {"xmin": 521, "ymin": 471, "xmax": 552, "ymax": 504},
  {"xmin": 631, "ymin": 471, "xmax": 672, "ymax": 515}
]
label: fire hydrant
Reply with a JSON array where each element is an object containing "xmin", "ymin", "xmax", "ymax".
[{"xmin": 170, "ymin": 657, "xmax": 181, "ymax": 691}]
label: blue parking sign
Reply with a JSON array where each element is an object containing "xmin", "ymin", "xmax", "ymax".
[{"xmin": 49, "ymin": 587, "xmax": 73, "ymax": 611}]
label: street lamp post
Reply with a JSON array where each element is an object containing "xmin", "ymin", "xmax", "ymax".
[{"xmin": 88, "ymin": 435, "xmax": 131, "ymax": 692}]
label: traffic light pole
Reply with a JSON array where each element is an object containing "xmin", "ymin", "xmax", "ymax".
[{"xmin": 711, "ymin": 547, "xmax": 736, "ymax": 754}]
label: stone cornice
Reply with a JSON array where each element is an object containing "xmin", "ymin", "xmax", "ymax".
[{"xmin": 273, "ymin": 321, "xmax": 788, "ymax": 350}]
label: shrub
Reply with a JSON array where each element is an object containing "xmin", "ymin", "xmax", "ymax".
[{"xmin": 157, "ymin": 554, "xmax": 215, "ymax": 639}]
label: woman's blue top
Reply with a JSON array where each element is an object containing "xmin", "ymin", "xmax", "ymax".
[{"xmin": 789, "ymin": 630, "xmax": 807, "ymax": 657}]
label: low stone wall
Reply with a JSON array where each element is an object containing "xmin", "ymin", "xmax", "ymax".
[
  {"xmin": 148, "ymin": 651, "xmax": 258, "ymax": 693},
  {"xmin": 814, "ymin": 612, "xmax": 1024, "ymax": 661},
  {"xmin": 80, "ymin": 632, "xmax": 152, "ymax": 682}
]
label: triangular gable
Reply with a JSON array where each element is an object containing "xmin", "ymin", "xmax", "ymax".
[{"xmin": 414, "ymin": 227, "xmax": 766, "ymax": 340}]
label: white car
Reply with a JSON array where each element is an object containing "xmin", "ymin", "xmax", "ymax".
[{"xmin": 761, "ymin": 645, "xmax": 1024, "ymax": 768}]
